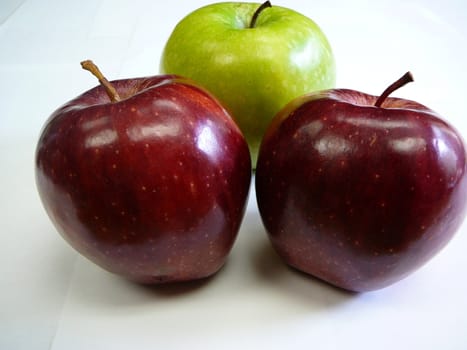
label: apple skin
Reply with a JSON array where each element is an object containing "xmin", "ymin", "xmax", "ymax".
[
  {"xmin": 256, "ymin": 89, "xmax": 467, "ymax": 292},
  {"xmin": 160, "ymin": 2, "xmax": 335, "ymax": 166},
  {"xmin": 35, "ymin": 75, "xmax": 251, "ymax": 284}
]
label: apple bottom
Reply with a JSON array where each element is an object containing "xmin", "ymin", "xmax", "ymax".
[
  {"xmin": 59, "ymin": 201, "xmax": 233, "ymax": 284},
  {"xmin": 37, "ymin": 172, "xmax": 243, "ymax": 284},
  {"xmin": 85, "ymin": 210, "xmax": 233, "ymax": 284},
  {"xmin": 258, "ymin": 151, "xmax": 467, "ymax": 292},
  {"xmin": 266, "ymin": 191, "xmax": 467, "ymax": 292},
  {"xmin": 82, "ymin": 227, "xmax": 232, "ymax": 285}
]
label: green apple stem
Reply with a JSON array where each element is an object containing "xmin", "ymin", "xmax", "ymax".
[
  {"xmin": 250, "ymin": 1, "xmax": 272, "ymax": 28},
  {"xmin": 81, "ymin": 60, "xmax": 121, "ymax": 103},
  {"xmin": 374, "ymin": 72, "xmax": 414, "ymax": 107}
]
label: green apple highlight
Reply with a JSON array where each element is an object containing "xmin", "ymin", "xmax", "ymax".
[{"xmin": 160, "ymin": 1, "xmax": 336, "ymax": 165}]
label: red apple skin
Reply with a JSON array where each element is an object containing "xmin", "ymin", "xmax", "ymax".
[
  {"xmin": 36, "ymin": 75, "xmax": 251, "ymax": 284},
  {"xmin": 256, "ymin": 89, "xmax": 467, "ymax": 292}
]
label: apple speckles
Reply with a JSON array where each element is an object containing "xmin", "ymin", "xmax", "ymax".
[
  {"xmin": 112, "ymin": 164, "xmax": 117, "ymax": 169},
  {"xmin": 141, "ymin": 185, "xmax": 147, "ymax": 191},
  {"xmin": 189, "ymin": 181, "xmax": 196, "ymax": 194},
  {"xmin": 114, "ymin": 149, "xmax": 120, "ymax": 155}
]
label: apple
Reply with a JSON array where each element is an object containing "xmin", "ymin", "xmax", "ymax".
[
  {"xmin": 35, "ymin": 60, "xmax": 251, "ymax": 284},
  {"xmin": 160, "ymin": 1, "xmax": 336, "ymax": 166},
  {"xmin": 256, "ymin": 72, "xmax": 467, "ymax": 292}
]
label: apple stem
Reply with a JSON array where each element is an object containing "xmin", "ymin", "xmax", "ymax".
[
  {"xmin": 250, "ymin": 1, "xmax": 272, "ymax": 28},
  {"xmin": 374, "ymin": 72, "xmax": 414, "ymax": 108},
  {"xmin": 80, "ymin": 60, "xmax": 121, "ymax": 103}
]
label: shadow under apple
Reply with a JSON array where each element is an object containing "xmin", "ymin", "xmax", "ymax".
[
  {"xmin": 132, "ymin": 267, "xmax": 223, "ymax": 298},
  {"xmin": 56, "ymin": 255, "xmax": 219, "ymax": 311}
]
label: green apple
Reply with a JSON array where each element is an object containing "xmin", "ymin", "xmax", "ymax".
[{"xmin": 160, "ymin": 1, "xmax": 336, "ymax": 166}]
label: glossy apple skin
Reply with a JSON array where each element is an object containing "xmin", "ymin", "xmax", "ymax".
[
  {"xmin": 256, "ymin": 89, "xmax": 467, "ymax": 292},
  {"xmin": 161, "ymin": 2, "xmax": 335, "ymax": 166},
  {"xmin": 36, "ymin": 75, "xmax": 251, "ymax": 283}
]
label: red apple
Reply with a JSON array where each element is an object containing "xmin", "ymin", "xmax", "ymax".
[
  {"xmin": 35, "ymin": 61, "xmax": 251, "ymax": 284},
  {"xmin": 256, "ymin": 72, "xmax": 467, "ymax": 292}
]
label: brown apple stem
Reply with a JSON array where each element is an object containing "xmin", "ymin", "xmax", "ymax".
[
  {"xmin": 374, "ymin": 72, "xmax": 414, "ymax": 108},
  {"xmin": 80, "ymin": 60, "xmax": 121, "ymax": 103},
  {"xmin": 250, "ymin": 1, "xmax": 272, "ymax": 28}
]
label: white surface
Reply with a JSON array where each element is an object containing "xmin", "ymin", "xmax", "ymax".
[{"xmin": 1, "ymin": 0, "xmax": 467, "ymax": 349}]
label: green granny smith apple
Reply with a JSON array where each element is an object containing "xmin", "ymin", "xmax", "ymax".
[{"xmin": 160, "ymin": 1, "xmax": 336, "ymax": 166}]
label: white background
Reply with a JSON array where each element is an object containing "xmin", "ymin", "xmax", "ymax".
[{"xmin": 1, "ymin": 0, "xmax": 467, "ymax": 349}]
